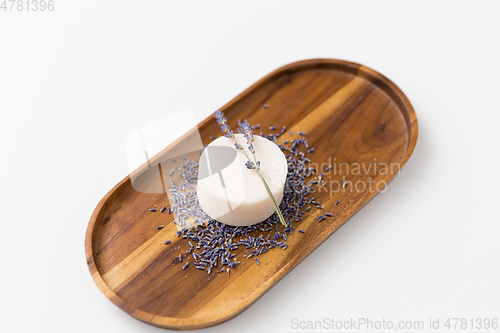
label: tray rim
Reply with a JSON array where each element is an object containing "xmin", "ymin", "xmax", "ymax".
[{"xmin": 85, "ymin": 58, "xmax": 418, "ymax": 330}]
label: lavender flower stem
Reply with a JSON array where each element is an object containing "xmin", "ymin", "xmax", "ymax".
[
  {"xmin": 213, "ymin": 110, "xmax": 287, "ymax": 227},
  {"xmin": 256, "ymin": 169, "xmax": 287, "ymax": 227},
  {"xmin": 234, "ymin": 141, "xmax": 286, "ymax": 227}
]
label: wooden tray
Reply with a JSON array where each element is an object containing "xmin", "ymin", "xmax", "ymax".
[{"xmin": 85, "ymin": 59, "xmax": 418, "ymax": 330}]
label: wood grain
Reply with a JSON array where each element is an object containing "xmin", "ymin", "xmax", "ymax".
[{"xmin": 85, "ymin": 59, "xmax": 418, "ymax": 330}]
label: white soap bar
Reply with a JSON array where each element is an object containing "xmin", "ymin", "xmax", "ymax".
[{"xmin": 197, "ymin": 134, "xmax": 287, "ymax": 226}]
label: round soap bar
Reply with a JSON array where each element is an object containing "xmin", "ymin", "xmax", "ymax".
[{"xmin": 197, "ymin": 134, "xmax": 287, "ymax": 226}]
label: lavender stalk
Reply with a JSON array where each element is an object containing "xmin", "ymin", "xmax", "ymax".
[{"xmin": 214, "ymin": 110, "xmax": 288, "ymax": 227}]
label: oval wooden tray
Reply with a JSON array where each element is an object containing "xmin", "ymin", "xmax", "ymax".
[{"xmin": 85, "ymin": 59, "xmax": 418, "ymax": 330}]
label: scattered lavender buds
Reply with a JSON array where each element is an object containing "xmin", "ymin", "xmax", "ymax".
[
  {"xmin": 167, "ymin": 156, "xmax": 209, "ymax": 228},
  {"xmin": 167, "ymin": 126, "xmax": 325, "ymax": 275},
  {"xmin": 160, "ymin": 206, "xmax": 166, "ymax": 212},
  {"xmin": 335, "ymin": 200, "xmax": 339, "ymax": 205},
  {"xmin": 164, "ymin": 240, "xmax": 171, "ymax": 244},
  {"xmin": 157, "ymin": 225, "xmax": 165, "ymax": 230},
  {"xmin": 263, "ymin": 104, "xmax": 269, "ymax": 109},
  {"xmin": 149, "ymin": 208, "xmax": 157, "ymax": 212},
  {"xmin": 156, "ymin": 118, "xmax": 347, "ymax": 276}
]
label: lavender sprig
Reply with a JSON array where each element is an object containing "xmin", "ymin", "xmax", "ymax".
[
  {"xmin": 240, "ymin": 120, "xmax": 287, "ymax": 226},
  {"xmin": 214, "ymin": 109, "xmax": 235, "ymax": 139},
  {"xmin": 213, "ymin": 110, "xmax": 287, "ymax": 227}
]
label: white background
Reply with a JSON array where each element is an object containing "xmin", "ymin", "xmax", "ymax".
[{"xmin": 1, "ymin": 1, "xmax": 499, "ymax": 332}]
